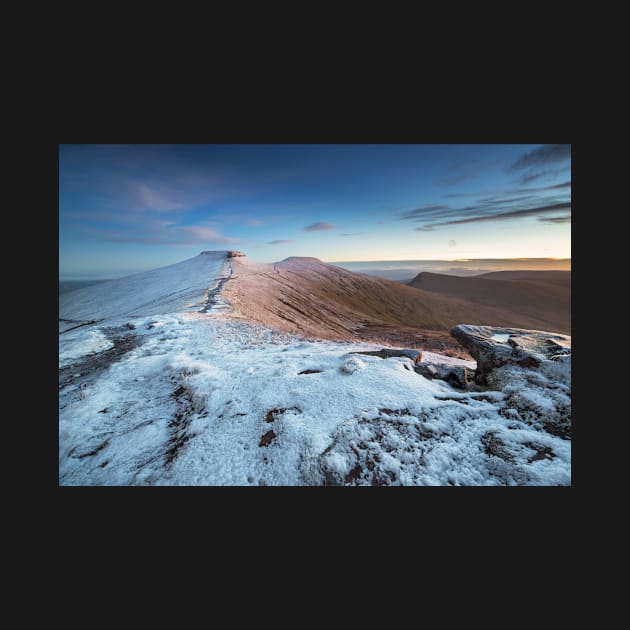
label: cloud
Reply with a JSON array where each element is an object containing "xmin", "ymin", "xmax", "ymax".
[
  {"xmin": 398, "ymin": 182, "xmax": 571, "ymax": 231},
  {"xmin": 340, "ymin": 232, "xmax": 365, "ymax": 237},
  {"xmin": 100, "ymin": 222, "xmax": 237, "ymax": 246},
  {"xmin": 304, "ymin": 222, "xmax": 334, "ymax": 232},
  {"xmin": 443, "ymin": 180, "xmax": 571, "ymax": 199},
  {"xmin": 449, "ymin": 240, "xmax": 457, "ymax": 247},
  {"xmin": 132, "ymin": 181, "xmax": 185, "ymax": 211},
  {"xmin": 267, "ymin": 239, "xmax": 294, "ymax": 245},
  {"xmin": 399, "ymin": 205, "xmax": 451, "ymax": 221},
  {"xmin": 510, "ymin": 144, "xmax": 571, "ymax": 171},
  {"xmin": 508, "ymin": 145, "xmax": 571, "ymax": 185},
  {"xmin": 424, "ymin": 202, "xmax": 571, "ymax": 227},
  {"xmin": 539, "ymin": 215, "xmax": 571, "ymax": 224},
  {"xmin": 517, "ymin": 166, "xmax": 571, "ymax": 185},
  {"xmin": 546, "ymin": 180, "xmax": 571, "ymax": 189},
  {"xmin": 440, "ymin": 159, "xmax": 503, "ymax": 186}
]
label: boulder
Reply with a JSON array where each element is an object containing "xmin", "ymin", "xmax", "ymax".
[{"xmin": 450, "ymin": 325, "xmax": 571, "ymax": 385}]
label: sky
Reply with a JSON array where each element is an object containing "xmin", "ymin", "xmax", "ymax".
[{"xmin": 59, "ymin": 144, "xmax": 571, "ymax": 279}]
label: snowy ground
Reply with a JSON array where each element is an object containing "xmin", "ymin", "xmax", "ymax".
[
  {"xmin": 59, "ymin": 314, "xmax": 570, "ymax": 486},
  {"xmin": 59, "ymin": 252, "xmax": 571, "ymax": 486}
]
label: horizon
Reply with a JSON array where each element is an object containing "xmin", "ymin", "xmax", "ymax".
[
  {"xmin": 59, "ymin": 144, "xmax": 571, "ymax": 278},
  {"xmin": 59, "ymin": 253, "xmax": 571, "ymax": 281}
]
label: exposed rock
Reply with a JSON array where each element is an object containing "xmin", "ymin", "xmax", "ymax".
[
  {"xmin": 481, "ymin": 431, "xmax": 515, "ymax": 462},
  {"xmin": 227, "ymin": 250, "xmax": 246, "ymax": 258},
  {"xmin": 351, "ymin": 348, "xmax": 422, "ymax": 362},
  {"xmin": 259, "ymin": 430, "xmax": 276, "ymax": 447},
  {"xmin": 414, "ymin": 363, "xmax": 471, "ymax": 389},
  {"xmin": 450, "ymin": 325, "xmax": 571, "ymax": 385},
  {"xmin": 264, "ymin": 407, "xmax": 300, "ymax": 423},
  {"xmin": 442, "ymin": 366, "xmax": 469, "ymax": 390},
  {"xmin": 414, "ymin": 363, "xmax": 438, "ymax": 379}
]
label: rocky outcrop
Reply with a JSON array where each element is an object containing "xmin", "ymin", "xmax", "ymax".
[{"xmin": 450, "ymin": 325, "xmax": 571, "ymax": 385}]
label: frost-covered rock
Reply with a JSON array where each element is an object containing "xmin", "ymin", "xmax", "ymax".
[
  {"xmin": 450, "ymin": 325, "xmax": 571, "ymax": 385},
  {"xmin": 414, "ymin": 363, "xmax": 471, "ymax": 389},
  {"xmin": 341, "ymin": 356, "xmax": 366, "ymax": 374}
]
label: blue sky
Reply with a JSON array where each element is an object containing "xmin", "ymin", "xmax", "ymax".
[{"xmin": 59, "ymin": 144, "xmax": 571, "ymax": 279}]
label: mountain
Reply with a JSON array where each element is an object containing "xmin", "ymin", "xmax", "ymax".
[
  {"xmin": 407, "ymin": 270, "xmax": 570, "ymax": 334},
  {"xmin": 58, "ymin": 251, "xmax": 571, "ymax": 486}
]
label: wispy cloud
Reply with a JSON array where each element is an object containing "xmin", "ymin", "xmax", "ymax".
[
  {"xmin": 267, "ymin": 239, "xmax": 294, "ymax": 245},
  {"xmin": 340, "ymin": 232, "xmax": 365, "ymax": 237},
  {"xmin": 425, "ymin": 202, "xmax": 571, "ymax": 227},
  {"xmin": 99, "ymin": 222, "xmax": 237, "ymax": 246},
  {"xmin": 444, "ymin": 180, "xmax": 571, "ymax": 199},
  {"xmin": 131, "ymin": 181, "xmax": 186, "ymax": 211},
  {"xmin": 304, "ymin": 221, "xmax": 334, "ymax": 232},
  {"xmin": 509, "ymin": 144, "xmax": 571, "ymax": 185},
  {"xmin": 402, "ymin": 193, "xmax": 571, "ymax": 229},
  {"xmin": 510, "ymin": 144, "xmax": 571, "ymax": 171},
  {"xmin": 440, "ymin": 159, "xmax": 503, "ymax": 186},
  {"xmin": 517, "ymin": 166, "xmax": 571, "ymax": 185},
  {"xmin": 539, "ymin": 215, "xmax": 571, "ymax": 224},
  {"xmin": 399, "ymin": 205, "xmax": 451, "ymax": 221}
]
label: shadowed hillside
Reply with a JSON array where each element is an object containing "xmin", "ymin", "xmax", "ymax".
[{"xmin": 407, "ymin": 270, "xmax": 570, "ymax": 334}]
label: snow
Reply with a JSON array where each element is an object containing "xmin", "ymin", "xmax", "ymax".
[
  {"xmin": 491, "ymin": 333, "xmax": 510, "ymax": 343},
  {"xmin": 59, "ymin": 328, "xmax": 114, "ymax": 367},
  {"xmin": 59, "ymin": 314, "xmax": 571, "ymax": 486},
  {"xmin": 58, "ymin": 251, "xmax": 571, "ymax": 486}
]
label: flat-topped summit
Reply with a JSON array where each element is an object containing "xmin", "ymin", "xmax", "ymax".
[{"xmin": 278, "ymin": 256, "xmax": 323, "ymax": 264}]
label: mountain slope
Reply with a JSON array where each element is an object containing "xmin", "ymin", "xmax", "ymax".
[
  {"xmin": 223, "ymin": 256, "xmax": 570, "ymax": 346},
  {"xmin": 407, "ymin": 271, "xmax": 571, "ymax": 334},
  {"xmin": 60, "ymin": 251, "xmax": 231, "ymax": 324}
]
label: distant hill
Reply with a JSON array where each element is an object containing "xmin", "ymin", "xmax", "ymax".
[
  {"xmin": 407, "ymin": 270, "xmax": 570, "ymax": 334},
  {"xmin": 59, "ymin": 279, "xmax": 109, "ymax": 295},
  {"xmin": 476, "ymin": 270, "xmax": 571, "ymax": 286}
]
